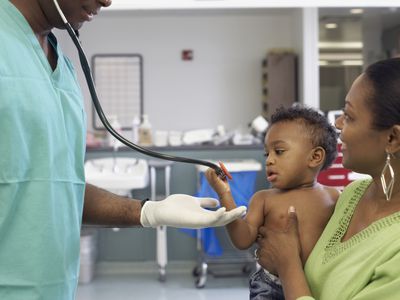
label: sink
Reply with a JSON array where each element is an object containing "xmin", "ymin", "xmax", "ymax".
[{"xmin": 84, "ymin": 158, "xmax": 149, "ymax": 192}]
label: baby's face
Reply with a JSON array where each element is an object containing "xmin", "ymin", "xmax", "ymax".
[{"xmin": 264, "ymin": 121, "xmax": 314, "ymax": 189}]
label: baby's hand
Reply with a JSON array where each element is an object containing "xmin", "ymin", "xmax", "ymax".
[{"xmin": 205, "ymin": 168, "xmax": 231, "ymax": 198}]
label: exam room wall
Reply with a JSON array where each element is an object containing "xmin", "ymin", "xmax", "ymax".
[
  {"xmin": 54, "ymin": 10, "xmax": 295, "ymax": 263},
  {"xmin": 56, "ymin": 9, "xmax": 299, "ymax": 132}
]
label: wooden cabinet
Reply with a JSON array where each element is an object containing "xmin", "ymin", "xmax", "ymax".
[{"xmin": 262, "ymin": 51, "xmax": 298, "ymax": 120}]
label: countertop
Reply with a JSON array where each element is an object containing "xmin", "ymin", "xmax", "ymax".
[{"xmin": 86, "ymin": 143, "xmax": 264, "ymax": 153}]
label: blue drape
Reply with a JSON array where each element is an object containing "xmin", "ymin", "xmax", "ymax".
[{"xmin": 181, "ymin": 171, "xmax": 258, "ymax": 256}]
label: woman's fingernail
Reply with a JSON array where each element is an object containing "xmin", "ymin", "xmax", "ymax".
[{"xmin": 288, "ymin": 206, "xmax": 295, "ymax": 213}]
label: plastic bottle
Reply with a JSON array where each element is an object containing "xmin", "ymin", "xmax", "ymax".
[
  {"xmin": 108, "ymin": 116, "xmax": 123, "ymax": 149},
  {"xmin": 138, "ymin": 114, "xmax": 153, "ymax": 146},
  {"xmin": 131, "ymin": 115, "xmax": 140, "ymax": 144}
]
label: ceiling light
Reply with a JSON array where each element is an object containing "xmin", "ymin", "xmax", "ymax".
[
  {"xmin": 319, "ymin": 42, "xmax": 363, "ymax": 49},
  {"xmin": 350, "ymin": 8, "xmax": 364, "ymax": 14},
  {"xmin": 341, "ymin": 60, "xmax": 363, "ymax": 66},
  {"xmin": 325, "ymin": 23, "xmax": 338, "ymax": 29}
]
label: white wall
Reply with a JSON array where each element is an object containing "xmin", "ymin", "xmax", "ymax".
[{"xmin": 57, "ymin": 9, "xmax": 299, "ymax": 132}]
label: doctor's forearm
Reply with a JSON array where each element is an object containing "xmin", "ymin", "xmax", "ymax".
[{"xmin": 82, "ymin": 183, "xmax": 142, "ymax": 227}]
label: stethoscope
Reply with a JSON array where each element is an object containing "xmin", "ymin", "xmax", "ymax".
[{"xmin": 51, "ymin": 0, "xmax": 230, "ymax": 180}]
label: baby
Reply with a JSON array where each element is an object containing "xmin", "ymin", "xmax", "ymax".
[{"xmin": 206, "ymin": 106, "xmax": 340, "ymax": 300}]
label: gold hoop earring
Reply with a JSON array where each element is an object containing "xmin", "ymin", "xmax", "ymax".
[{"xmin": 381, "ymin": 153, "xmax": 395, "ymax": 201}]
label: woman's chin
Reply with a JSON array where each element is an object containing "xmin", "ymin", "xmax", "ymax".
[{"xmin": 341, "ymin": 158, "xmax": 352, "ymax": 171}]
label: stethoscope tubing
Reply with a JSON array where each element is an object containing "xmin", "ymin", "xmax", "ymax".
[{"xmin": 54, "ymin": 5, "xmax": 225, "ymax": 179}]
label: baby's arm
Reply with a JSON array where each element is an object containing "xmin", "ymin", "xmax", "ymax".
[{"xmin": 205, "ymin": 169, "xmax": 265, "ymax": 249}]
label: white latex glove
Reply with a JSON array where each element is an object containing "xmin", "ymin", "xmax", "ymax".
[{"xmin": 140, "ymin": 194, "xmax": 247, "ymax": 229}]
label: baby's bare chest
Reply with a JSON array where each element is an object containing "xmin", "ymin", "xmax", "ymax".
[{"xmin": 263, "ymin": 194, "xmax": 333, "ymax": 234}]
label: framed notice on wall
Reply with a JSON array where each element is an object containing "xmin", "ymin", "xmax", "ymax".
[{"xmin": 91, "ymin": 54, "xmax": 143, "ymax": 130}]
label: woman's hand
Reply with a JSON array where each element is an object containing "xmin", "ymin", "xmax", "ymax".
[
  {"xmin": 205, "ymin": 168, "xmax": 231, "ymax": 198},
  {"xmin": 256, "ymin": 206, "xmax": 302, "ymax": 275},
  {"xmin": 256, "ymin": 206, "xmax": 313, "ymax": 299}
]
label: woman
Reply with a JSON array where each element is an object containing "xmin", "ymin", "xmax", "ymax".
[{"xmin": 256, "ymin": 57, "xmax": 400, "ymax": 300}]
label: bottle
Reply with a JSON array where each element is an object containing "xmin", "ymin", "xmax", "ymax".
[
  {"xmin": 131, "ymin": 115, "xmax": 140, "ymax": 144},
  {"xmin": 108, "ymin": 115, "xmax": 123, "ymax": 149},
  {"xmin": 138, "ymin": 114, "xmax": 153, "ymax": 146}
]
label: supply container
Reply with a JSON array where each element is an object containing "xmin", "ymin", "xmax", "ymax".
[
  {"xmin": 108, "ymin": 115, "xmax": 123, "ymax": 149},
  {"xmin": 168, "ymin": 131, "xmax": 182, "ymax": 146},
  {"xmin": 131, "ymin": 115, "xmax": 141, "ymax": 144},
  {"xmin": 154, "ymin": 130, "xmax": 168, "ymax": 147},
  {"xmin": 138, "ymin": 114, "xmax": 153, "ymax": 146}
]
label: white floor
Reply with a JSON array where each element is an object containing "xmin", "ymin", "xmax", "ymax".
[{"xmin": 76, "ymin": 262, "xmax": 250, "ymax": 300}]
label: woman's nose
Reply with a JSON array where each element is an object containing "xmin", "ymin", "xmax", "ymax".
[
  {"xmin": 335, "ymin": 114, "xmax": 344, "ymax": 130},
  {"xmin": 99, "ymin": 0, "xmax": 112, "ymax": 7}
]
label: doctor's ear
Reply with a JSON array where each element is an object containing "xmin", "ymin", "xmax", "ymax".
[
  {"xmin": 309, "ymin": 147, "xmax": 325, "ymax": 169},
  {"xmin": 387, "ymin": 125, "xmax": 400, "ymax": 155}
]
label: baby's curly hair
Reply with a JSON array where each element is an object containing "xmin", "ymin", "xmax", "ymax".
[{"xmin": 269, "ymin": 106, "xmax": 338, "ymax": 171}]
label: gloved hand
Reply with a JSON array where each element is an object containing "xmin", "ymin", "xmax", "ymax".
[{"xmin": 140, "ymin": 194, "xmax": 247, "ymax": 228}]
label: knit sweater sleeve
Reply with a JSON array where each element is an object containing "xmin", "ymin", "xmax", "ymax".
[
  {"xmin": 297, "ymin": 249, "xmax": 400, "ymax": 300},
  {"xmin": 297, "ymin": 251, "xmax": 400, "ymax": 300},
  {"xmin": 352, "ymin": 251, "xmax": 400, "ymax": 300}
]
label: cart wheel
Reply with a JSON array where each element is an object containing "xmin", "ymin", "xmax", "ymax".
[
  {"xmin": 192, "ymin": 266, "xmax": 201, "ymax": 277},
  {"xmin": 195, "ymin": 275, "xmax": 206, "ymax": 289},
  {"xmin": 158, "ymin": 267, "xmax": 167, "ymax": 282},
  {"xmin": 242, "ymin": 264, "xmax": 252, "ymax": 274}
]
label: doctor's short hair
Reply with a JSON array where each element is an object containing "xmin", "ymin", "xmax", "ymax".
[{"xmin": 269, "ymin": 105, "xmax": 338, "ymax": 171}]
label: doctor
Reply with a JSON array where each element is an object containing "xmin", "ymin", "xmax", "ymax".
[{"xmin": 0, "ymin": 0, "xmax": 246, "ymax": 299}]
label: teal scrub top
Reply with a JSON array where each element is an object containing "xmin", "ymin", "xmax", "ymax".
[{"xmin": 0, "ymin": 0, "xmax": 86, "ymax": 299}]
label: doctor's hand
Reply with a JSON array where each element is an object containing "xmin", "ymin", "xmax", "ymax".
[{"xmin": 140, "ymin": 194, "xmax": 246, "ymax": 228}]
